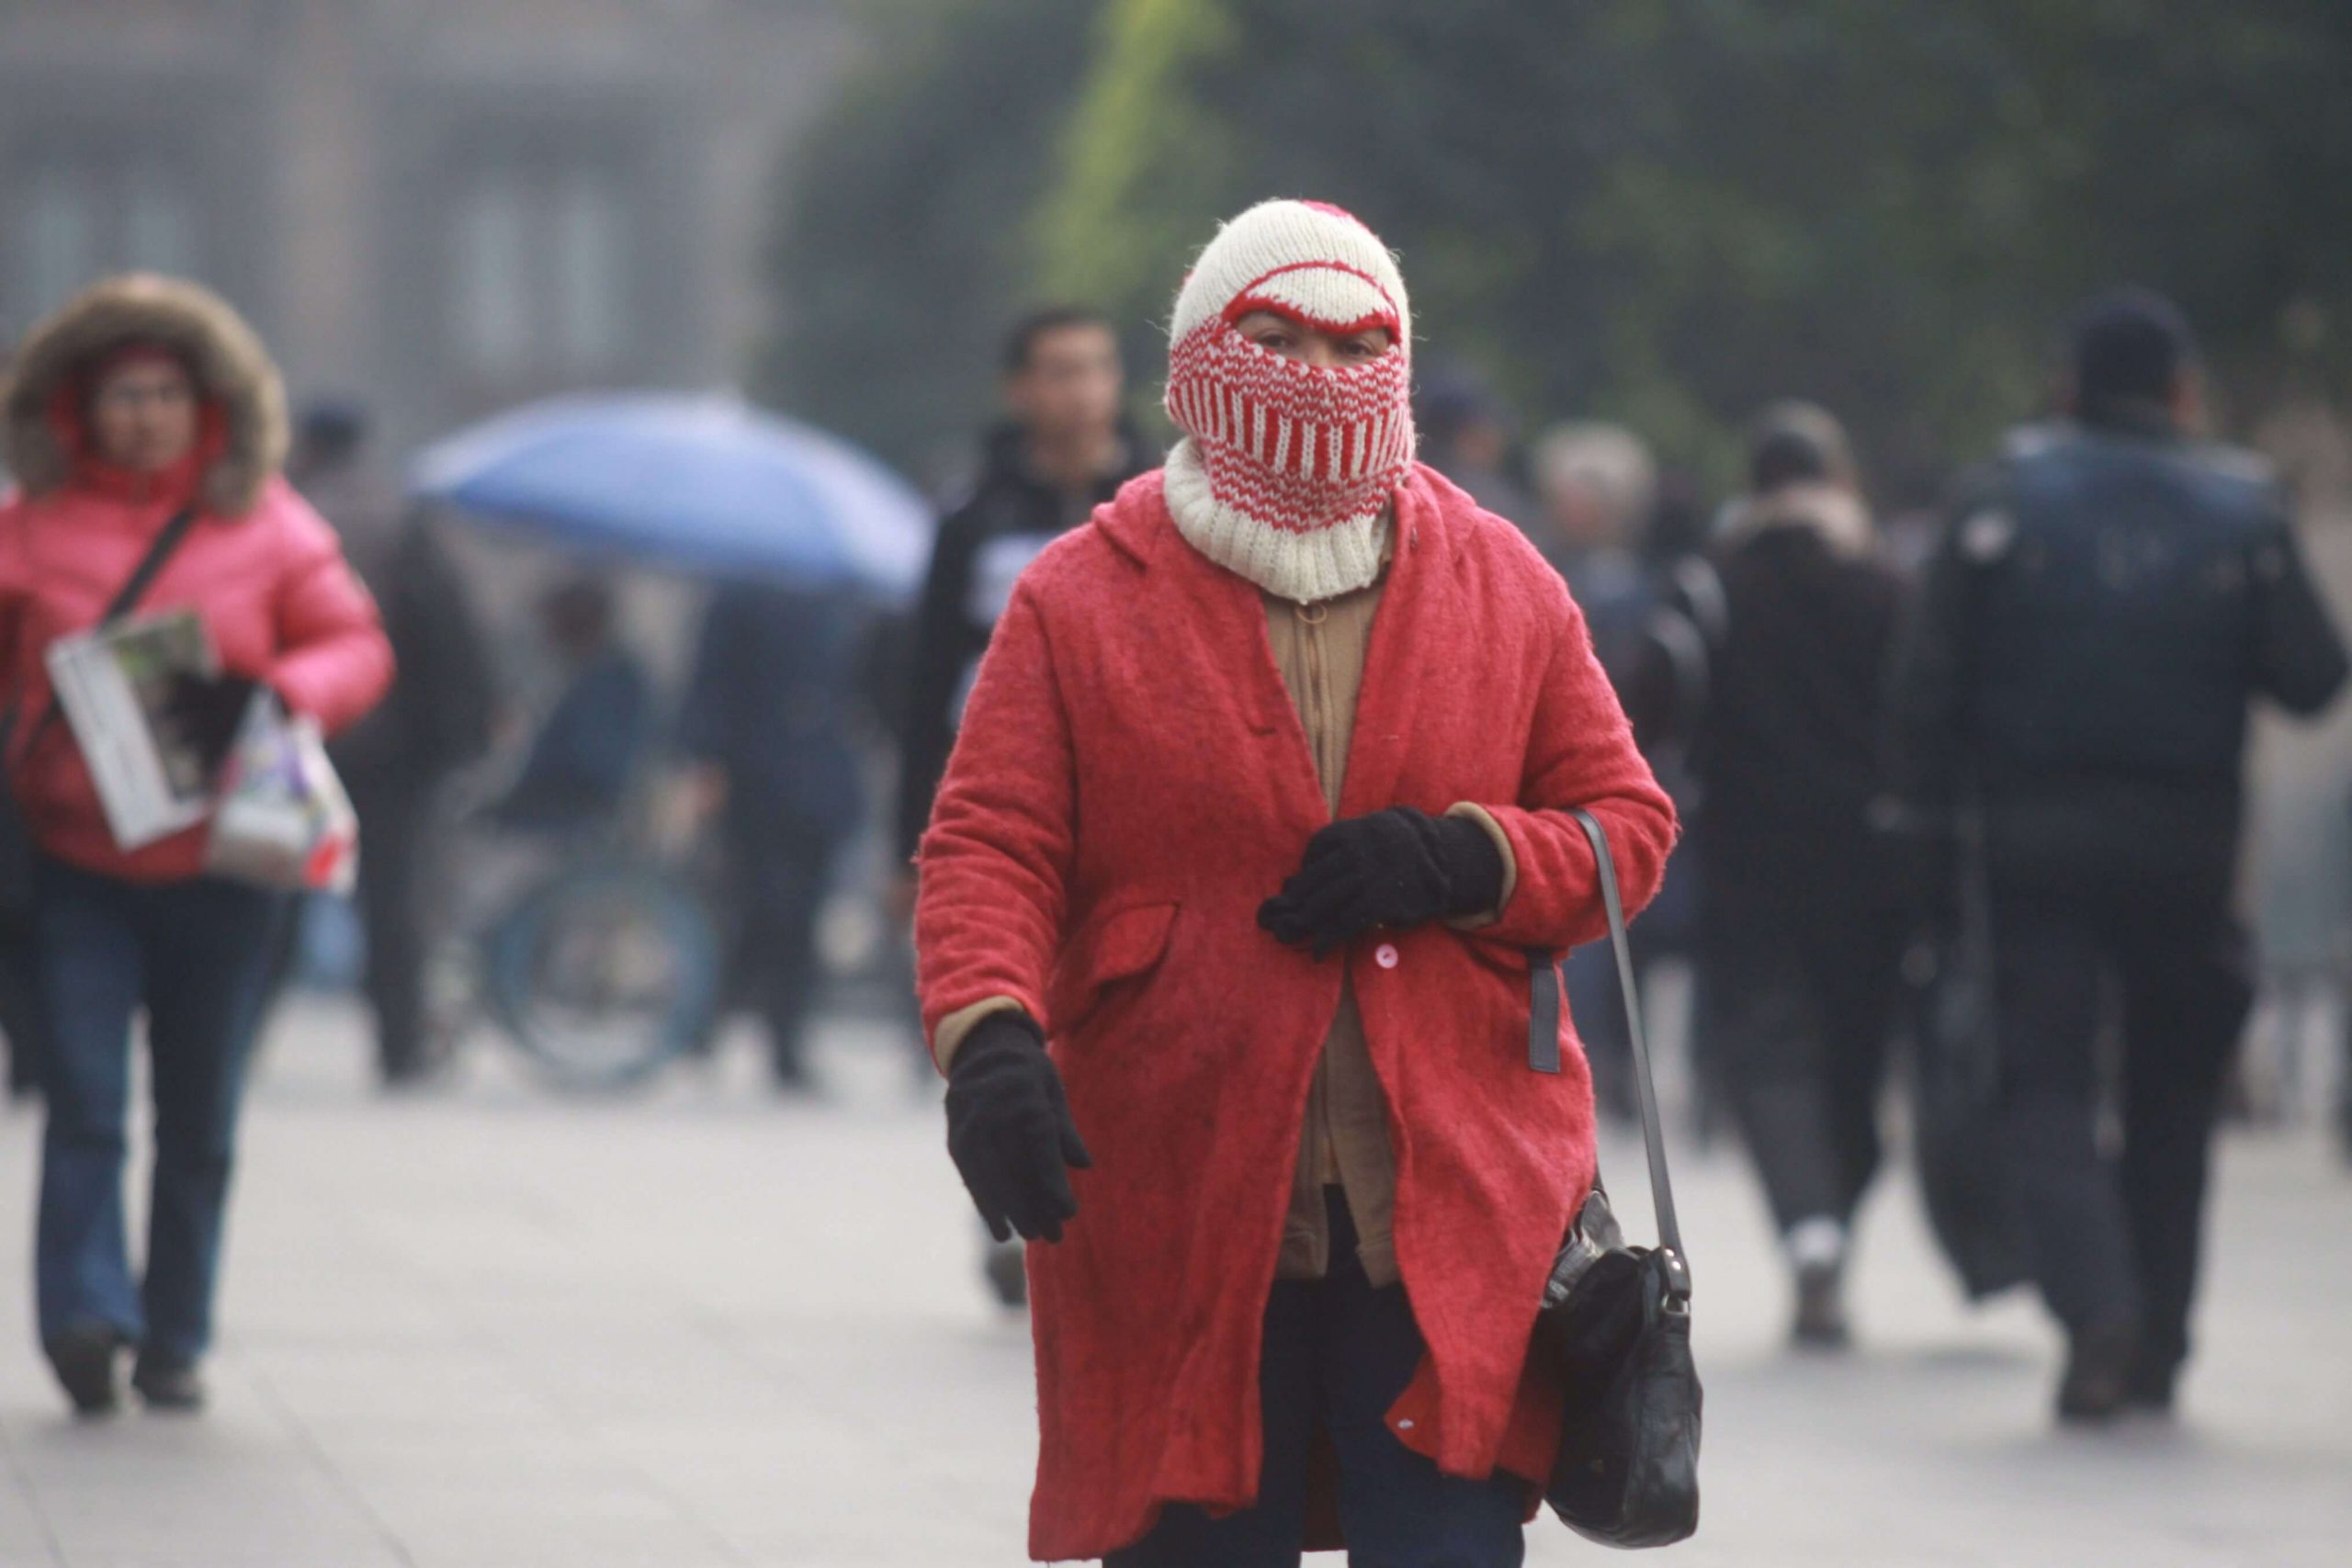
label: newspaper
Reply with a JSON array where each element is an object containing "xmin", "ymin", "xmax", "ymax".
[{"xmin": 42, "ymin": 610, "xmax": 220, "ymax": 850}]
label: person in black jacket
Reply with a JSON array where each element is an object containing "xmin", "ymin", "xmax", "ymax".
[
  {"xmin": 301, "ymin": 405, "xmax": 495, "ymax": 1089},
  {"xmin": 893, "ymin": 310, "xmax": 1142, "ymax": 910},
  {"xmin": 1893, "ymin": 289, "xmax": 2348, "ymax": 1424},
  {"xmin": 1646, "ymin": 403, "xmax": 1905, "ymax": 1348},
  {"xmin": 896, "ymin": 308, "xmax": 1138, "ymax": 1305}
]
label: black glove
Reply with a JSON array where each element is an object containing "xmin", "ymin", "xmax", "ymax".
[
  {"xmin": 1258, "ymin": 807, "xmax": 1505, "ymax": 958},
  {"xmin": 159, "ymin": 673, "xmax": 261, "ymax": 779},
  {"xmin": 944, "ymin": 1011, "xmax": 1091, "ymax": 1244}
]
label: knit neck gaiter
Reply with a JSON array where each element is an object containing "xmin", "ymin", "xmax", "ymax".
[{"xmin": 1160, "ymin": 200, "xmax": 1415, "ymax": 604}]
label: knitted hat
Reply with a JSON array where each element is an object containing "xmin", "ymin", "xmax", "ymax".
[{"xmin": 1162, "ymin": 200, "xmax": 1414, "ymax": 604}]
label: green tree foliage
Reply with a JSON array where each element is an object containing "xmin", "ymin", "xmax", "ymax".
[
  {"xmin": 765, "ymin": 0, "xmax": 2352, "ymax": 490},
  {"xmin": 749, "ymin": 0, "xmax": 1107, "ymax": 478}
]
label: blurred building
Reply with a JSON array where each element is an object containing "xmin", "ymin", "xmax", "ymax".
[{"xmin": 0, "ymin": 0, "xmax": 854, "ymax": 454}]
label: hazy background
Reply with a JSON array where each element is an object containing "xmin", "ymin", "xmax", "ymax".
[{"xmin": 7, "ymin": 0, "xmax": 2350, "ymax": 1074}]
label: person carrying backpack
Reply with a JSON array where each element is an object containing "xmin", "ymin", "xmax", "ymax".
[{"xmin": 1637, "ymin": 403, "xmax": 1906, "ymax": 1348}]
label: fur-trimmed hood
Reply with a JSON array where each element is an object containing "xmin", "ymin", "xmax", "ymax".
[{"xmin": 2, "ymin": 273, "xmax": 287, "ymax": 517}]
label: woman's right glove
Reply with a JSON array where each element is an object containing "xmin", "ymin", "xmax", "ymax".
[
  {"xmin": 1258, "ymin": 807, "xmax": 1504, "ymax": 957},
  {"xmin": 944, "ymin": 1011, "xmax": 1091, "ymax": 1244}
]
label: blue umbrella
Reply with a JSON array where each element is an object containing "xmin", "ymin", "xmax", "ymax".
[{"xmin": 409, "ymin": 393, "xmax": 934, "ymax": 602}]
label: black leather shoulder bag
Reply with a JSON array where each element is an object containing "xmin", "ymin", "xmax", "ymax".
[{"xmin": 1529, "ymin": 807, "xmax": 1702, "ymax": 1549}]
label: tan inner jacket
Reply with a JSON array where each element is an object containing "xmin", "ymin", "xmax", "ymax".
[
  {"xmin": 1258, "ymin": 536, "xmax": 1516, "ymax": 1284},
  {"xmin": 932, "ymin": 517, "xmax": 1517, "ymax": 1287},
  {"xmin": 1262, "ymin": 564, "xmax": 1405, "ymax": 1281}
]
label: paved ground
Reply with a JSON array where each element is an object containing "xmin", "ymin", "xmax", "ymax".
[{"xmin": 0, "ymin": 996, "xmax": 2345, "ymax": 1567}]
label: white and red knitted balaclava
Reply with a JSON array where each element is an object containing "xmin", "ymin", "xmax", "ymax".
[{"xmin": 1162, "ymin": 199, "xmax": 1413, "ymax": 604}]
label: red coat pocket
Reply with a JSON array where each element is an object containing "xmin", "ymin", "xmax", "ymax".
[{"xmin": 1048, "ymin": 899, "xmax": 1180, "ymax": 1040}]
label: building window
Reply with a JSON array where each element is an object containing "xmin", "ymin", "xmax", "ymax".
[
  {"xmin": 447, "ymin": 154, "xmax": 634, "ymax": 383},
  {"xmin": 554, "ymin": 164, "xmax": 626, "ymax": 369},
  {"xmin": 122, "ymin": 163, "xmax": 195, "ymax": 278},
  {"xmin": 454, "ymin": 168, "xmax": 534, "ymax": 377},
  {"xmin": 7, "ymin": 149, "xmax": 197, "ymax": 322}
]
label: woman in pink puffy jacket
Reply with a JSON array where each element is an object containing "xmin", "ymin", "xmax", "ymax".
[{"xmin": 0, "ymin": 275, "xmax": 392, "ymax": 1416}]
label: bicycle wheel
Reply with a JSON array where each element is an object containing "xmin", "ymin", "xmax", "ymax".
[{"xmin": 484, "ymin": 860, "xmax": 720, "ymax": 1091}]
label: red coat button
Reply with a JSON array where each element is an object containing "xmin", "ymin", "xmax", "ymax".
[{"xmin": 1374, "ymin": 942, "xmax": 1400, "ymax": 969}]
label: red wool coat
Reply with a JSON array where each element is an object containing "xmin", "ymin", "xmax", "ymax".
[{"xmin": 916, "ymin": 462, "xmax": 1675, "ymax": 1562}]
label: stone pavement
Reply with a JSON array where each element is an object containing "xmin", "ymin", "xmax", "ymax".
[{"xmin": 0, "ymin": 996, "xmax": 2345, "ymax": 1567}]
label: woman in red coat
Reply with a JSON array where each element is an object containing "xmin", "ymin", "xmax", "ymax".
[
  {"xmin": 0, "ymin": 275, "xmax": 392, "ymax": 1415},
  {"xmin": 916, "ymin": 202, "xmax": 1675, "ymax": 1564}
]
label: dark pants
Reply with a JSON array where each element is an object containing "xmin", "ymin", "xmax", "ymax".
[
  {"xmin": 722, "ymin": 806, "xmax": 837, "ymax": 1081},
  {"xmin": 31, "ymin": 856, "xmax": 284, "ymax": 1362},
  {"xmin": 1704, "ymin": 881, "xmax": 1904, "ymax": 1235},
  {"xmin": 1109, "ymin": 1193, "xmax": 1526, "ymax": 1568},
  {"xmin": 350, "ymin": 777, "xmax": 435, "ymax": 1082},
  {"xmin": 1990, "ymin": 889, "xmax": 2251, "ymax": 1371}
]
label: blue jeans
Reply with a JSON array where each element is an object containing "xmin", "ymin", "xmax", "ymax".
[
  {"xmin": 31, "ymin": 856, "xmax": 284, "ymax": 1362},
  {"xmin": 1109, "ymin": 1192, "xmax": 1527, "ymax": 1568}
]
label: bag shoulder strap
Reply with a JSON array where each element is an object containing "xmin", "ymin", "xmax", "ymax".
[
  {"xmin": 102, "ymin": 506, "xmax": 202, "ymax": 626},
  {"xmin": 1529, "ymin": 808, "xmax": 1690, "ymax": 1303}
]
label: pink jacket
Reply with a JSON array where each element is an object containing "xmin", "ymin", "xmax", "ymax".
[{"xmin": 1, "ymin": 470, "xmax": 393, "ymax": 884}]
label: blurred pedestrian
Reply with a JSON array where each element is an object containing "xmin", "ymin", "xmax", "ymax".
[
  {"xmin": 2333, "ymin": 784, "xmax": 2352, "ymax": 1166},
  {"xmin": 0, "ymin": 275, "xmax": 391, "ymax": 1415},
  {"xmin": 1529, "ymin": 423, "xmax": 1669, "ymax": 1119},
  {"xmin": 1649, "ymin": 403, "xmax": 1905, "ymax": 1348},
  {"xmin": 300, "ymin": 403, "xmax": 495, "ymax": 1089},
  {"xmin": 1418, "ymin": 367, "xmax": 1537, "ymax": 527},
  {"xmin": 2341, "ymin": 782, "xmax": 2352, "ymax": 1163},
  {"xmin": 489, "ymin": 577, "xmax": 647, "ymax": 837},
  {"xmin": 895, "ymin": 307, "xmax": 1141, "ymax": 904},
  {"xmin": 1893, "ymin": 288, "xmax": 2348, "ymax": 1423},
  {"xmin": 0, "ymin": 318, "xmax": 44, "ymax": 1104},
  {"xmin": 896, "ymin": 305, "xmax": 1141, "ymax": 1302},
  {"xmin": 1529, "ymin": 422, "xmax": 1658, "ymax": 625},
  {"xmin": 676, "ymin": 581, "xmax": 867, "ymax": 1090},
  {"xmin": 916, "ymin": 200, "xmax": 1674, "ymax": 1566},
  {"xmin": 0, "ymin": 899, "xmax": 41, "ymax": 1100}
]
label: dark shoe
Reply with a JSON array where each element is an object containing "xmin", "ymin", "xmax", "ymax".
[
  {"xmin": 2123, "ymin": 1352, "xmax": 2178, "ymax": 1416},
  {"xmin": 378, "ymin": 1043, "xmax": 449, "ymax": 1093},
  {"xmin": 2056, "ymin": 1323, "xmax": 2140, "ymax": 1426},
  {"xmin": 131, "ymin": 1354, "xmax": 207, "ymax": 1413},
  {"xmin": 770, "ymin": 1053, "xmax": 817, "ymax": 1097},
  {"xmin": 45, "ymin": 1323, "xmax": 127, "ymax": 1416},
  {"xmin": 1792, "ymin": 1259, "xmax": 1851, "ymax": 1350}
]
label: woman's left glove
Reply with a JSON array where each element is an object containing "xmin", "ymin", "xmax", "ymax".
[
  {"xmin": 1259, "ymin": 807, "xmax": 1504, "ymax": 957},
  {"xmin": 945, "ymin": 1011, "xmax": 1092, "ymax": 1244}
]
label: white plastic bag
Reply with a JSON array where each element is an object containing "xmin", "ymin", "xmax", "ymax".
[{"xmin": 203, "ymin": 693, "xmax": 359, "ymax": 894}]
